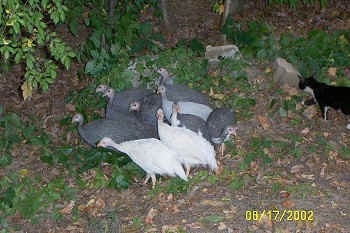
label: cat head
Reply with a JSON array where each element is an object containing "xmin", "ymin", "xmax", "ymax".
[{"xmin": 298, "ymin": 75, "xmax": 318, "ymax": 90}]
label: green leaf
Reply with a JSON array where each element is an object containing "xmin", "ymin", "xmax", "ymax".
[{"xmin": 85, "ymin": 60, "xmax": 97, "ymax": 74}]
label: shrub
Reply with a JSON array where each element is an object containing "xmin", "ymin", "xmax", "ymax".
[{"xmin": 0, "ymin": 0, "xmax": 75, "ymax": 99}]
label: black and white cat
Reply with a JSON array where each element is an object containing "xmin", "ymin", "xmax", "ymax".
[{"xmin": 298, "ymin": 75, "xmax": 350, "ymax": 128}]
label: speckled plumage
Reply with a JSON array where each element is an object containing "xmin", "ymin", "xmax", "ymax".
[
  {"xmin": 170, "ymin": 103, "xmax": 210, "ymax": 141},
  {"xmin": 158, "ymin": 85, "xmax": 212, "ymax": 122},
  {"xmin": 71, "ymin": 113, "xmax": 156, "ymax": 147},
  {"xmin": 157, "ymin": 68, "xmax": 210, "ymax": 105},
  {"xmin": 103, "ymin": 87, "xmax": 153, "ymax": 119},
  {"xmin": 129, "ymin": 93, "xmax": 162, "ymax": 127}
]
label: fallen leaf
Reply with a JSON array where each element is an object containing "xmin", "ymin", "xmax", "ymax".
[
  {"xmin": 167, "ymin": 193, "xmax": 174, "ymax": 202},
  {"xmin": 265, "ymin": 67, "xmax": 272, "ymax": 74},
  {"xmin": 95, "ymin": 198, "xmax": 105, "ymax": 209},
  {"xmin": 328, "ymin": 67, "xmax": 337, "ymax": 77},
  {"xmin": 303, "ymin": 105, "xmax": 318, "ymax": 119},
  {"xmin": 279, "ymin": 190, "xmax": 290, "ymax": 199},
  {"xmin": 65, "ymin": 103, "xmax": 76, "ymax": 112},
  {"xmin": 320, "ymin": 162, "xmax": 327, "ymax": 177},
  {"xmin": 218, "ymin": 222, "xmax": 227, "ymax": 230},
  {"xmin": 250, "ymin": 161, "xmax": 259, "ymax": 176},
  {"xmin": 300, "ymin": 174, "xmax": 315, "ymax": 180},
  {"xmin": 209, "ymin": 87, "xmax": 215, "ymax": 96},
  {"xmin": 290, "ymin": 164, "xmax": 304, "ymax": 174},
  {"xmin": 213, "ymin": 93, "xmax": 226, "ymax": 100},
  {"xmin": 200, "ymin": 199, "xmax": 225, "ymax": 207},
  {"xmin": 59, "ymin": 200, "xmax": 75, "ymax": 215},
  {"xmin": 282, "ymin": 85, "xmax": 298, "ymax": 96},
  {"xmin": 282, "ymin": 199, "xmax": 295, "ymax": 208},
  {"xmin": 257, "ymin": 115, "xmax": 270, "ymax": 129},
  {"xmin": 18, "ymin": 169, "xmax": 29, "ymax": 177},
  {"xmin": 301, "ymin": 127, "xmax": 310, "ymax": 135},
  {"xmin": 186, "ymin": 222, "xmax": 201, "ymax": 229},
  {"xmin": 21, "ymin": 81, "xmax": 32, "ymax": 100},
  {"xmin": 256, "ymin": 213, "xmax": 273, "ymax": 230},
  {"xmin": 161, "ymin": 225, "xmax": 180, "ymax": 233},
  {"xmin": 218, "ymin": 3, "xmax": 225, "ymax": 15},
  {"xmin": 145, "ymin": 207, "xmax": 157, "ymax": 224}
]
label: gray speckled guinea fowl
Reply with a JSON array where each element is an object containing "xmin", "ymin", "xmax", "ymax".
[
  {"xmin": 206, "ymin": 108, "xmax": 238, "ymax": 155},
  {"xmin": 95, "ymin": 84, "xmax": 110, "ymax": 94},
  {"xmin": 170, "ymin": 102, "xmax": 210, "ymax": 141},
  {"xmin": 71, "ymin": 113, "xmax": 157, "ymax": 147},
  {"xmin": 103, "ymin": 87, "xmax": 153, "ymax": 120},
  {"xmin": 158, "ymin": 85, "xmax": 213, "ymax": 122},
  {"xmin": 129, "ymin": 93, "xmax": 162, "ymax": 127},
  {"xmin": 157, "ymin": 68, "xmax": 211, "ymax": 106}
]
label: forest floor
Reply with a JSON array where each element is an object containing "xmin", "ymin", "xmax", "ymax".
[{"xmin": 0, "ymin": 1, "xmax": 349, "ymax": 232}]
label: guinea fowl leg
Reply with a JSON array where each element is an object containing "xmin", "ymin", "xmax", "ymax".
[
  {"xmin": 185, "ymin": 164, "xmax": 191, "ymax": 177},
  {"xmin": 151, "ymin": 175, "xmax": 157, "ymax": 189},
  {"xmin": 220, "ymin": 143, "xmax": 226, "ymax": 157},
  {"xmin": 143, "ymin": 175, "xmax": 150, "ymax": 185}
]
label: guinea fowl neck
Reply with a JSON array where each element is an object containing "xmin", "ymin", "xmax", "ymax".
[
  {"xmin": 170, "ymin": 109, "xmax": 179, "ymax": 126},
  {"xmin": 105, "ymin": 140, "xmax": 124, "ymax": 153},
  {"xmin": 211, "ymin": 128, "xmax": 228, "ymax": 144}
]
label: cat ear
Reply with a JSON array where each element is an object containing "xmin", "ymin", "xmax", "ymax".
[{"xmin": 297, "ymin": 74, "xmax": 304, "ymax": 80}]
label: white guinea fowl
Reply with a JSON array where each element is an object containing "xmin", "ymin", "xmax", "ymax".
[
  {"xmin": 157, "ymin": 85, "xmax": 213, "ymax": 122},
  {"xmin": 98, "ymin": 137, "xmax": 187, "ymax": 189},
  {"xmin": 157, "ymin": 109, "xmax": 217, "ymax": 176}
]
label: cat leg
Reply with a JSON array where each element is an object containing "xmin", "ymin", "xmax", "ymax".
[
  {"xmin": 319, "ymin": 105, "xmax": 327, "ymax": 120},
  {"xmin": 324, "ymin": 106, "xmax": 329, "ymax": 120}
]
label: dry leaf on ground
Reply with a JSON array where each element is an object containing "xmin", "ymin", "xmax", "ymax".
[
  {"xmin": 145, "ymin": 207, "xmax": 157, "ymax": 224},
  {"xmin": 257, "ymin": 115, "xmax": 270, "ymax": 129},
  {"xmin": 59, "ymin": 200, "xmax": 75, "ymax": 215}
]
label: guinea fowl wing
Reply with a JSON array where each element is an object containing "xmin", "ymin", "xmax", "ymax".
[
  {"xmin": 165, "ymin": 84, "xmax": 210, "ymax": 105},
  {"xmin": 207, "ymin": 108, "xmax": 235, "ymax": 138}
]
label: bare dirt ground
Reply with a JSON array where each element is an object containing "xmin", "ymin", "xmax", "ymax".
[{"xmin": 1, "ymin": 1, "xmax": 349, "ymax": 232}]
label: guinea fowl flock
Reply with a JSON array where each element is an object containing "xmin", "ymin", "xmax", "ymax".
[{"xmin": 72, "ymin": 68, "xmax": 238, "ymax": 188}]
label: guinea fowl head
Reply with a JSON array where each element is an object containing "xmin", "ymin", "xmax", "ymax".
[
  {"xmin": 224, "ymin": 125, "xmax": 238, "ymax": 141},
  {"xmin": 211, "ymin": 125, "xmax": 238, "ymax": 144},
  {"xmin": 156, "ymin": 109, "xmax": 164, "ymax": 121},
  {"xmin": 172, "ymin": 102, "xmax": 180, "ymax": 113},
  {"xmin": 129, "ymin": 101, "xmax": 141, "ymax": 112},
  {"xmin": 157, "ymin": 85, "xmax": 166, "ymax": 95},
  {"xmin": 96, "ymin": 84, "xmax": 108, "ymax": 94},
  {"xmin": 97, "ymin": 137, "xmax": 114, "ymax": 148},
  {"xmin": 157, "ymin": 68, "xmax": 170, "ymax": 78},
  {"xmin": 71, "ymin": 113, "xmax": 84, "ymax": 125},
  {"xmin": 157, "ymin": 68, "xmax": 173, "ymax": 86},
  {"xmin": 225, "ymin": 125, "xmax": 238, "ymax": 137},
  {"xmin": 171, "ymin": 103, "xmax": 181, "ymax": 126},
  {"xmin": 103, "ymin": 88, "xmax": 115, "ymax": 100}
]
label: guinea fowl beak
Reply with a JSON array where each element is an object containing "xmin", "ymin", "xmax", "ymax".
[
  {"xmin": 232, "ymin": 127, "xmax": 238, "ymax": 137},
  {"xmin": 97, "ymin": 141, "xmax": 103, "ymax": 147}
]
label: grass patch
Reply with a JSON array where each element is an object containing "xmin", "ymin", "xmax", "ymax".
[
  {"xmin": 280, "ymin": 30, "xmax": 350, "ymax": 80},
  {"xmin": 0, "ymin": 173, "xmax": 75, "ymax": 228},
  {"xmin": 202, "ymin": 214, "xmax": 225, "ymax": 223},
  {"xmin": 285, "ymin": 183, "xmax": 317, "ymax": 199}
]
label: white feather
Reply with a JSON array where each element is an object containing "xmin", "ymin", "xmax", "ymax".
[
  {"xmin": 158, "ymin": 115, "xmax": 217, "ymax": 171},
  {"xmin": 99, "ymin": 137, "xmax": 187, "ymax": 181}
]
